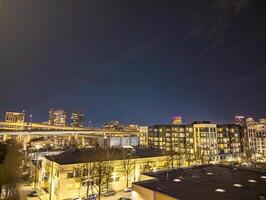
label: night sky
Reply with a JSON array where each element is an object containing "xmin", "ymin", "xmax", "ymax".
[{"xmin": 0, "ymin": 0, "xmax": 265, "ymax": 126}]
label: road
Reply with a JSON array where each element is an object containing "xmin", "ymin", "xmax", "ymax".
[
  {"xmin": 18, "ymin": 184, "xmax": 131, "ymax": 200},
  {"xmin": 18, "ymin": 184, "xmax": 39, "ymax": 200}
]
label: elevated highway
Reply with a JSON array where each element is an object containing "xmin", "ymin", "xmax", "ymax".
[{"xmin": 0, "ymin": 121, "xmax": 139, "ymax": 137}]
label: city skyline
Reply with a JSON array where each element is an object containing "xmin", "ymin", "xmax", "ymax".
[
  {"xmin": 0, "ymin": 1, "xmax": 265, "ymax": 200},
  {"xmin": 1, "ymin": 0, "xmax": 266, "ymax": 125},
  {"xmin": 1, "ymin": 109, "xmax": 265, "ymax": 127}
]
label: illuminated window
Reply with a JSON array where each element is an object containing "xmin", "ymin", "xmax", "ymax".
[{"xmin": 66, "ymin": 184, "xmax": 73, "ymax": 190}]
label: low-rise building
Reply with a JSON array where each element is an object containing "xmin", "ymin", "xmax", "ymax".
[
  {"xmin": 36, "ymin": 148, "xmax": 172, "ymax": 200},
  {"xmin": 132, "ymin": 165, "xmax": 266, "ymax": 200}
]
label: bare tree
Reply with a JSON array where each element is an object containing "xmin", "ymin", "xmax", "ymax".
[
  {"xmin": 141, "ymin": 161, "xmax": 154, "ymax": 173},
  {"xmin": 196, "ymin": 145, "xmax": 212, "ymax": 165},
  {"xmin": 89, "ymin": 148, "xmax": 114, "ymax": 200},
  {"xmin": 163, "ymin": 156, "xmax": 172, "ymax": 170},
  {"xmin": 121, "ymin": 151, "xmax": 134, "ymax": 188},
  {"xmin": 0, "ymin": 143, "xmax": 22, "ymax": 200}
]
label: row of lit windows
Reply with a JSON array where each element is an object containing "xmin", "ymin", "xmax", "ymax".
[
  {"xmin": 149, "ymin": 127, "xmax": 193, "ymax": 133},
  {"xmin": 195, "ymin": 127, "xmax": 216, "ymax": 132},
  {"xmin": 217, "ymin": 128, "xmax": 238, "ymax": 133}
]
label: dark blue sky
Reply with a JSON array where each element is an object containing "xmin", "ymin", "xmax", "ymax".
[{"xmin": 0, "ymin": 0, "xmax": 265, "ymax": 126}]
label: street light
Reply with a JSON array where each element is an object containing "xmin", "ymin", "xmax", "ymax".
[{"xmin": 49, "ymin": 156, "xmax": 54, "ymax": 200}]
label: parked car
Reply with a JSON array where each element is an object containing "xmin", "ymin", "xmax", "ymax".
[
  {"xmin": 124, "ymin": 187, "xmax": 133, "ymax": 192},
  {"xmin": 118, "ymin": 197, "xmax": 131, "ymax": 200},
  {"xmin": 103, "ymin": 190, "xmax": 116, "ymax": 197},
  {"xmin": 28, "ymin": 191, "xmax": 38, "ymax": 197},
  {"xmin": 86, "ymin": 194, "xmax": 97, "ymax": 200},
  {"xmin": 72, "ymin": 197, "xmax": 82, "ymax": 200}
]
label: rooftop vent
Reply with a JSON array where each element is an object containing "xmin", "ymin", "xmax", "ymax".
[
  {"xmin": 248, "ymin": 179, "xmax": 257, "ymax": 183},
  {"xmin": 233, "ymin": 184, "xmax": 242, "ymax": 188},
  {"xmin": 215, "ymin": 189, "xmax": 226, "ymax": 193},
  {"xmin": 173, "ymin": 178, "xmax": 182, "ymax": 183},
  {"xmin": 207, "ymin": 172, "xmax": 214, "ymax": 176},
  {"xmin": 230, "ymin": 167, "xmax": 238, "ymax": 172},
  {"xmin": 156, "ymin": 186, "xmax": 167, "ymax": 192}
]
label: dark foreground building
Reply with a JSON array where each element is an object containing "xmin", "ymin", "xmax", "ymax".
[{"xmin": 133, "ymin": 165, "xmax": 266, "ymax": 200}]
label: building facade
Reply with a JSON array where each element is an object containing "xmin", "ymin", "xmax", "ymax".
[
  {"xmin": 171, "ymin": 116, "xmax": 182, "ymax": 125},
  {"xmin": 139, "ymin": 126, "xmax": 148, "ymax": 147},
  {"xmin": 148, "ymin": 122, "xmax": 222, "ymax": 164},
  {"xmin": 5, "ymin": 111, "xmax": 25, "ymax": 123},
  {"xmin": 193, "ymin": 122, "xmax": 219, "ymax": 162},
  {"xmin": 49, "ymin": 109, "xmax": 67, "ymax": 126},
  {"xmin": 148, "ymin": 124, "xmax": 195, "ymax": 165},
  {"xmin": 234, "ymin": 115, "xmax": 245, "ymax": 126},
  {"xmin": 217, "ymin": 124, "xmax": 244, "ymax": 161},
  {"xmin": 36, "ymin": 151, "xmax": 171, "ymax": 200},
  {"xmin": 70, "ymin": 111, "xmax": 84, "ymax": 128},
  {"xmin": 247, "ymin": 124, "xmax": 266, "ymax": 158}
]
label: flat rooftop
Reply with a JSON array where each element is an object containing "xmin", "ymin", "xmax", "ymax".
[
  {"xmin": 134, "ymin": 165, "xmax": 266, "ymax": 200},
  {"xmin": 45, "ymin": 147, "xmax": 165, "ymax": 165}
]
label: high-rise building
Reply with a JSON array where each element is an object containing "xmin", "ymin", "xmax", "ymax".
[
  {"xmin": 246, "ymin": 117, "xmax": 255, "ymax": 126},
  {"xmin": 234, "ymin": 116, "xmax": 245, "ymax": 126},
  {"xmin": 259, "ymin": 118, "xmax": 266, "ymax": 125},
  {"xmin": 139, "ymin": 126, "xmax": 148, "ymax": 147},
  {"xmin": 48, "ymin": 109, "xmax": 67, "ymax": 126},
  {"xmin": 246, "ymin": 124, "xmax": 266, "ymax": 157},
  {"xmin": 193, "ymin": 122, "xmax": 219, "ymax": 161},
  {"xmin": 148, "ymin": 122, "xmax": 220, "ymax": 163},
  {"xmin": 103, "ymin": 121, "xmax": 123, "ymax": 130},
  {"xmin": 70, "ymin": 111, "xmax": 84, "ymax": 128},
  {"xmin": 148, "ymin": 124, "xmax": 195, "ymax": 163},
  {"xmin": 5, "ymin": 111, "xmax": 25, "ymax": 123},
  {"xmin": 217, "ymin": 124, "xmax": 243, "ymax": 159},
  {"xmin": 171, "ymin": 116, "xmax": 182, "ymax": 125}
]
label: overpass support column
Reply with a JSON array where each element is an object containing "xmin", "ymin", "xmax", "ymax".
[
  {"xmin": 23, "ymin": 135, "xmax": 31, "ymax": 151},
  {"xmin": 2, "ymin": 134, "xmax": 8, "ymax": 142},
  {"xmin": 74, "ymin": 134, "xmax": 79, "ymax": 147}
]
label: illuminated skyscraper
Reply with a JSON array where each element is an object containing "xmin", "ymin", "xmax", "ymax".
[
  {"xmin": 246, "ymin": 117, "xmax": 255, "ymax": 126},
  {"xmin": 5, "ymin": 111, "xmax": 25, "ymax": 123},
  {"xmin": 70, "ymin": 111, "xmax": 84, "ymax": 128},
  {"xmin": 171, "ymin": 116, "xmax": 182, "ymax": 125},
  {"xmin": 234, "ymin": 116, "xmax": 245, "ymax": 126},
  {"xmin": 259, "ymin": 118, "xmax": 266, "ymax": 125},
  {"xmin": 48, "ymin": 109, "xmax": 67, "ymax": 126}
]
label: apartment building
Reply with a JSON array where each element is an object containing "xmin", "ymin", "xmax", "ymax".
[
  {"xmin": 247, "ymin": 124, "xmax": 266, "ymax": 158},
  {"xmin": 217, "ymin": 124, "xmax": 244, "ymax": 161},
  {"xmin": 148, "ymin": 122, "xmax": 219, "ymax": 164},
  {"xmin": 36, "ymin": 149, "xmax": 171, "ymax": 200}
]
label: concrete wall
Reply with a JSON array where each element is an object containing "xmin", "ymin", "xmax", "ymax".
[
  {"xmin": 132, "ymin": 184, "xmax": 176, "ymax": 200},
  {"xmin": 132, "ymin": 184, "xmax": 155, "ymax": 200}
]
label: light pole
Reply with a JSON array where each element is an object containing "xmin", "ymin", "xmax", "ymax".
[
  {"xmin": 49, "ymin": 157, "xmax": 54, "ymax": 200},
  {"xmin": 29, "ymin": 114, "xmax": 33, "ymax": 131}
]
